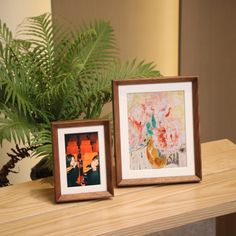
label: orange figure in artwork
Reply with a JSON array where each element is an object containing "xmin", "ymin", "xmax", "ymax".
[{"xmin": 146, "ymin": 137, "xmax": 167, "ymax": 168}]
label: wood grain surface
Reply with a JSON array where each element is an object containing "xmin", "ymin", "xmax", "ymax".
[{"xmin": 0, "ymin": 139, "xmax": 236, "ymax": 235}]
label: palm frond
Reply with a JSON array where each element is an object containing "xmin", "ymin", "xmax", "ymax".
[
  {"xmin": 0, "ymin": 105, "xmax": 37, "ymax": 145},
  {"xmin": 83, "ymin": 59, "xmax": 161, "ymax": 118},
  {"xmin": 73, "ymin": 21, "xmax": 118, "ymax": 80},
  {"xmin": 36, "ymin": 74, "xmax": 68, "ymax": 108},
  {"xmin": 31, "ymin": 129, "xmax": 53, "ymax": 169},
  {"xmin": 0, "ymin": 20, "xmax": 13, "ymax": 44},
  {"xmin": 0, "ymin": 64, "xmax": 50, "ymax": 124},
  {"xmin": 17, "ymin": 13, "xmax": 55, "ymax": 78},
  {"xmin": 56, "ymin": 79, "xmax": 86, "ymax": 120}
]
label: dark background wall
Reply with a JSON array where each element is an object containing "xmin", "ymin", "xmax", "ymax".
[{"xmin": 180, "ymin": 0, "xmax": 236, "ymax": 142}]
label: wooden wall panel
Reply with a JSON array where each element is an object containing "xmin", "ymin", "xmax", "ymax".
[{"xmin": 180, "ymin": 0, "xmax": 236, "ymax": 142}]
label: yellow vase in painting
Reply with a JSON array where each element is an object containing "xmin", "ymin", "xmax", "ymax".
[{"xmin": 146, "ymin": 137, "xmax": 167, "ymax": 168}]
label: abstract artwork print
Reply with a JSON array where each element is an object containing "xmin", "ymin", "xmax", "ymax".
[{"xmin": 127, "ymin": 91, "xmax": 187, "ymax": 170}]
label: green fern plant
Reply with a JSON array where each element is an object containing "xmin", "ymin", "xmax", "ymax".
[{"xmin": 0, "ymin": 13, "xmax": 160, "ymax": 184}]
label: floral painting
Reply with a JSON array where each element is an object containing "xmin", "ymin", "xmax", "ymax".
[{"xmin": 127, "ymin": 91, "xmax": 187, "ymax": 170}]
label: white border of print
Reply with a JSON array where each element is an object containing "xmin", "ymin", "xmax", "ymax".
[{"xmin": 118, "ymin": 82, "xmax": 195, "ymax": 180}]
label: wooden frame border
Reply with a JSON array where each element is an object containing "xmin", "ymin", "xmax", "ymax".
[
  {"xmin": 112, "ymin": 76, "xmax": 201, "ymax": 186},
  {"xmin": 52, "ymin": 119, "xmax": 114, "ymax": 202}
]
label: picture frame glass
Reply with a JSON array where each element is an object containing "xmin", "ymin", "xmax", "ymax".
[
  {"xmin": 113, "ymin": 78, "xmax": 201, "ymax": 185},
  {"xmin": 57, "ymin": 125, "xmax": 107, "ymax": 194}
]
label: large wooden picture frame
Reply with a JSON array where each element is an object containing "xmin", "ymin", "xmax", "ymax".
[
  {"xmin": 52, "ymin": 119, "xmax": 114, "ymax": 202},
  {"xmin": 112, "ymin": 76, "xmax": 201, "ymax": 186}
]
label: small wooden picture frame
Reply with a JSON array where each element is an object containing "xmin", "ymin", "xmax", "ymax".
[
  {"xmin": 112, "ymin": 76, "xmax": 201, "ymax": 186},
  {"xmin": 52, "ymin": 119, "xmax": 114, "ymax": 202}
]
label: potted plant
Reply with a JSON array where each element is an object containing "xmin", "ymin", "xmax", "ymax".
[{"xmin": 0, "ymin": 13, "xmax": 160, "ymax": 186}]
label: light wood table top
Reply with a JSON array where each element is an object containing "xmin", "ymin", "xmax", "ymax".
[{"xmin": 0, "ymin": 139, "xmax": 236, "ymax": 235}]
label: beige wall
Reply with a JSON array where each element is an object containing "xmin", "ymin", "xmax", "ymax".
[
  {"xmin": 0, "ymin": 0, "xmax": 51, "ymax": 184},
  {"xmin": 0, "ymin": 0, "xmax": 51, "ymax": 35},
  {"xmin": 52, "ymin": 0, "xmax": 179, "ymax": 76}
]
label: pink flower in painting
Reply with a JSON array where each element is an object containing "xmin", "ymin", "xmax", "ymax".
[
  {"xmin": 128, "ymin": 91, "xmax": 185, "ymax": 153},
  {"xmin": 157, "ymin": 127, "xmax": 167, "ymax": 148},
  {"xmin": 128, "ymin": 116, "xmax": 145, "ymax": 143}
]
